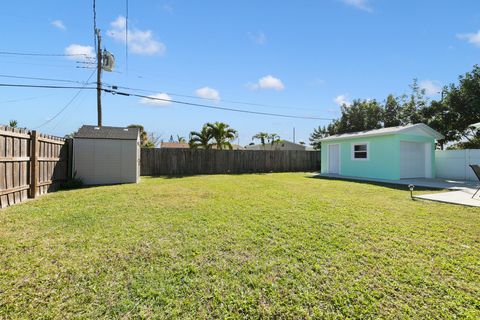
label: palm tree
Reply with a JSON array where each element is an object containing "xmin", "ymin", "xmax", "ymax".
[
  {"xmin": 9, "ymin": 120, "xmax": 17, "ymax": 128},
  {"xmin": 252, "ymin": 132, "xmax": 269, "ymax": 146},
  {"xmin": 206, "ymin": 122, "xmax": 237, "ymax": 150},
  {"xmin": 177, "ymin": 135, "xmax": 186, "ymax": 143},
  {"xmin": 189, "ymin": 125, "xmax": 213, "ymax": 149},
  {"xmin": 128, "ymin": 124, "xmax": 148, "ymax": 146},
  {"xmin": 267, "ymin": 133, "xmax": 281, "ymax": 145}
]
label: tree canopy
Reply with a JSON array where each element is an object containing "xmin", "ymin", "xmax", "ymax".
[{"xmin": 310, "ymin": 65, "xmax": 480, "ymax": 149}]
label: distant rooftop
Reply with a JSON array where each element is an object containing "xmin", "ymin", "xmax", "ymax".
[
  {"xmin": 160, "ymin": 142, "xmax": 190, "ymax": 149},
  {"xmin": 74, "ymin": 125, "xmax": 139, "ymax": 140}
]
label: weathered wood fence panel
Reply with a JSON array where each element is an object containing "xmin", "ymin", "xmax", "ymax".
[
  {"xmin": 0, "ymin": 126, "xmax": 71, "ymax": 208},
  {"xmin": 141, "ymin": 148, "xmax": 320, "ymax": 176}
]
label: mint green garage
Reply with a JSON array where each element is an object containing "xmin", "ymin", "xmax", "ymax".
[{"xmin": 320, "ymin": 124, "xmax": 444, "ymax": 180}]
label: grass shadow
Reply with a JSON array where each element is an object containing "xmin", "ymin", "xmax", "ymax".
[
  {"xmin": 309, "ymin": 174, "xmax": 442, "ymax": 192},
  {"xmin": 142, "ymin": 172, "xmax": 276, "ymax": 179}
]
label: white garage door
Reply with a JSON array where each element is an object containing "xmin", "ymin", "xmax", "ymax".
[{"xmin": 400, "ymin": 141, "xmax": 428, "ymax": 178}]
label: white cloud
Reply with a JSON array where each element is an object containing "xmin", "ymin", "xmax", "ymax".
[
  {"xmin": 420, "ymin": 80, "xmax": 441, "ymax": 96},
  {"xmin": 139, "ymin": 93, "xmax": 172, "ymax": 106},
  {"xmin": 51, "ymin": 20, "xmax": 66, "ymax": 31},
  {"xmin": 195, "ymin": 87, "xmax": 220, "ymax": 101},
  {"xmin": 457, "ymin": 30, "xmax": 480, "ymax": 47},
  {"xmin": 162, "ymin": 4, "xmax": 174, "ymax": 14},
  {"xmin": 64, "ymin": 44, "xmax": 95, "ymax": 60},
  {"xmin": 107, "ymin": 15, "xmax": 166, "ymax": 55},
  {"xmin": 341, "ymin": 0, "xmax": 373, "ymax": 12},
  {"xmin": 310, "ymin": 78, "xmax": 327, "ymax": 87},
  {"xmin": 249, "ymin": 75, "xmax": 285, "ymax": 91},
  {"xmin": 334, "ymin": 94, "xmax": 351, "ymax": 106},
  {"xmin": 248, "ymin": 31, "xmax": 267, "ymax": 45}
]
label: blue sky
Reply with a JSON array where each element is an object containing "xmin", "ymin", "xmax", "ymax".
[{"xmin": 1, "ymin": 0, "xmax": 480, "ymax": 144}]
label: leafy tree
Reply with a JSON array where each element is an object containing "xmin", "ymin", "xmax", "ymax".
[
  {"xmin": 309, "ymin": 126, "xmax": 330, "ymax": 150},
  {"xmin": 447, "ymin": 137, "xmax": 480, "ymax": 150},
  {"xmin": 436, "ymin": 65, "xmax": 480, "ymax": 145},
  {"xmin": 9, "ymin": 120, "xmax": 17, "ymax": 128},
  {"xmin": 206, "ymin": 122, "xmax": 237, "ymax": 150},
  {"xmin": 252, "ymin": 132, "xmax": 269, "ymax": 145},
  {"xmin": 398, "ymin": 79, "xmax": 428, "ymax": 125},
  {"xmin": 383, "ymin": 94, "xmax": 402, "ymax": 127},
  {"xmin": 335, "ymin": 99, "xmax": 383, "ymax": 133},
  {"xmin": 189, "ymin": 125, "xmax": 213, "ymax": 149},
  {"xmin": 144, "ymin": 133, "xmax": 161, "ymax": 148},
  {"xmin": 422, "ymin": 99, "xmax": 451, "ymax": 149}
]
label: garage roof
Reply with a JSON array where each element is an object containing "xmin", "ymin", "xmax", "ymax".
[
  {"xmin": 320, "ymin": 123, "xmax": 444, "ymax": 142},
  {"xmin": 74, "ymin": 125, "xmax": 139, "ymax": 140}
]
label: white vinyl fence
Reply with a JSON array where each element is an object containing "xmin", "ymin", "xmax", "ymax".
[{"xmin": 435, "ymin": 149, "xmax": 480, "ymax": 181}]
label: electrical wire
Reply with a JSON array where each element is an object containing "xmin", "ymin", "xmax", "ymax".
[
  {"xmin": 0, "ymin": 74, "xmax": 95, "ymax": 85},
  {"xmin": 0, "ymin": 60, "xmax": 88, "ymax": 69},
  {"xmin": 102, "ymin": 88, "xmax": 334, "ymax": 121},
  {"xmin": 0, "ymin": 93, "xmax": 59, "ymax": 104},
  {"xmin": 0, "ymin": 82, "xmax": 334, "ymax": 121},
  {"xmin": 34, "ymin": 70, "xmax": 97, "ymax": 129},
  {"xmin": 0, "ymin": 83, "xmax": 96, "ymax": 90},
  {"xmin": 0, "ymin": 51, "xmax": 88, "ymax": 57},
  {"xmin": 103, "ymin": 83, "xmax": 324, "ymax": 112}
]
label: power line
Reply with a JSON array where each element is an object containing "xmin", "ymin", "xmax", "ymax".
[
  {"xmin": 34, "ymin": 70, "xmax": 96, "ymax": 129},
  {"xmin": 0, "ymin": 74, "xmax": 95, "ymax": 85},
  {"xmin": 0, "ymin": 82, "xmax": 334, "ymax": 121},
  {"xmin": 0, "ymin": 60, "xmax": 87, "ymax": 69},
  {"xmin": 0, "ymin": 83, "xmax": 96, "ymax": 90},
  {"xmin": 103, "ymin": 88, "xmax": 334, "ymax": 121},
  {"xmin": 103, "ymin": 83, "xmax": 325, "ymax": 112},
  {"xmin": 0, "ymin": 93, "xmax": 59, "ymax": 104},
  {"xmin": 0, "ymin": 51, "xmax": 88, "ymax": 57}
]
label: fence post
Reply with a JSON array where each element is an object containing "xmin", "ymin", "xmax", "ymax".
[{"xmin": 29, "ymin": 130, "xmax": 39, "ymax": 199}]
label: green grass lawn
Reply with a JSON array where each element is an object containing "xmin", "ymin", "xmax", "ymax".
[{"xmin": 1, "ymin": 173, "xmax": 479, "ymax": 319}]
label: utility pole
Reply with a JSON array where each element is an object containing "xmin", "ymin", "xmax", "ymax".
[
  {"xmin": 96, "ymin": 29, "xmax": 102, "ymax": 127},
  {"xmin": 293, "ymin": 127, "xmax": 296, "ymax": 143}
]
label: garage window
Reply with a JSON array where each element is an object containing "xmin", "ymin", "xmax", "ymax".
[{"xmin": 352, "ymin": 143, "xmax": 369, "ymax": 160}]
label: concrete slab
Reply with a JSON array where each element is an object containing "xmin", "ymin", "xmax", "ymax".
[
  {"xmin": 415, "ymin": 190, "xmax": 480, "ymax": 207},
  {"xmin": 317, "ymin": 173, "xmax": 477, "ymax": 190}
]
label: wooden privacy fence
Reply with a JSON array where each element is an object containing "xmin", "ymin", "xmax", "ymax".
[
  {"xmin": 0, "ymin": 126, "xmax": 72, "ymax": 208},
  {"xmin": 141, "ymin": 148, "xmax": 320, "ymax": 176}
]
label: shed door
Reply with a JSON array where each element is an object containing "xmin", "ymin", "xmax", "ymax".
[
  {"xmin": 400, "ymin": 141, "xmax": 428, "ymax": 178},
  {"xmin": 328, "ymin": 144, "xmax": 340, "ymax": 174}
]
